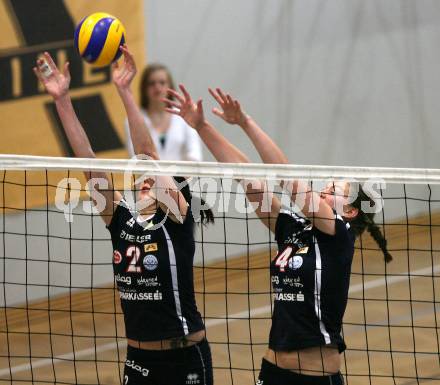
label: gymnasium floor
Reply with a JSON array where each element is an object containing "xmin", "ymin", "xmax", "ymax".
[{"xmin": 0, "ymin": 213, "xmax": 439, "ymax": 385}]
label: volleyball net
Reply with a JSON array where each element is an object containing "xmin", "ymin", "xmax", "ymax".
[{"xmin": 0, "ymin": 155, "xmax": 439, "ymax": 385}]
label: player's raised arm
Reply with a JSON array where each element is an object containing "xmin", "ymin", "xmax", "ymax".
[
  {"xmin": 112, "ymin": 46, "xmax": 187, "ymax": 223},
  {"xmin": 209, "ymin": 88, "xmax": 338, "ymax": 235},
  {"xmin": 33, "ymin": 52, "xmax": 121, "ymax": 226},
  {"xmin": 164, "ymin": 84, "xmax": 249, "ymax": 164},
  {"xmin": 112, "ymin": 45, "xmax": 158, "ymax": 160},
  {"xmin": 164, "ymin": 85, "xmax": 280, "ymax": 232}
]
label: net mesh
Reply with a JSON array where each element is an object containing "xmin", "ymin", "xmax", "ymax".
[{"xmin": 0, "ymin": 156, "xmax": 439, "ymax": 385}]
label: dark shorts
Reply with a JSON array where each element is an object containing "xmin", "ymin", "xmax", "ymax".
[
  {"xmin": 123, "ymin": 339, "xmax": 213, "ymax": 385},
  {"xmin": 257, "ymin": 358, "xmax": 344, "ymax": 385}
]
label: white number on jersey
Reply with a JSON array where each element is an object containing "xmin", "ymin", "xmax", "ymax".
[
  {"xmin": 275, "ymin": 246, "xmax": 293, "ymax": 272},
  {"xmin": 126, "ymin": 246, "xmax": 142, "ymax": 273}
]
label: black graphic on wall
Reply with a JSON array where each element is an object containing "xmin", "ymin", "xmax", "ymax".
[
  {"xmin": 8, "ymin": 0, "xmax": 75, "ymax": 45},
  {"xmin": 0, "ymin": 0, "xmax": 122, "ymax": 155},
  {"xmin": 46, "ymin": 95, "xmax": 123, "ymax": 157}
]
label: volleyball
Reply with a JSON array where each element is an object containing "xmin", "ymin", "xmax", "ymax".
[{"xmin": 74, "ymin": 12, "xmax": 126, "ymax": 67}]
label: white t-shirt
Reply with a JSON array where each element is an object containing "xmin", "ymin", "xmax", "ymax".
[{"xmin": 124, "ymin": 110, "xmax": 203, "ymax": 161}]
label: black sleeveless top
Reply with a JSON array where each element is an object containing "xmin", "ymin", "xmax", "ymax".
[
  {"xmin": 269, "ymin": 208, "xmax": 355, "ymax": 353},
  {"xmin": 107, "ymin": 199, "xmax": 205, "ymax": 341}
]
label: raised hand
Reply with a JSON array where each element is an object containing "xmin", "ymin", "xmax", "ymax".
[
  {"xmin": 112, "ymin": 44, "xmax": 137, "ymax": 90},
  {"xmin": 209, "ymin": 88, "xmax": 248, "ymax": 126},
  {"xmin": 33, "ymin": 52, "xmax": 70, "ymax": 100},
  {"xmin": 163, "ymin": 85, "xmax": 206, "ymax": 131}
]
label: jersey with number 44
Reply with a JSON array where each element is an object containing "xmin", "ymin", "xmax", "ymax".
[{"xmin": 269, "ymin": 208, "xmax": 354, "ymax": 353}]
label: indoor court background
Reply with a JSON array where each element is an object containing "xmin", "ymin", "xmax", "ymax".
[
  {"xmin": 1, "ymin": 0, "xmax": 440, "ymax": 384},
  {"xmin": 0, "ymin": 176, "xmax": 439, "ymax": 384}
]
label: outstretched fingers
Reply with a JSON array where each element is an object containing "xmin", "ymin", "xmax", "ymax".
[
  {"xmin": 162, "ymin": 98, "xmax": 181, "ymax": 110},
  {"xmin": 178, "ymin": 84, "xmax": 192, "ymax": 103},
  {"xmin": 208, "ymin": 88, "xmax": 224, "ymax": 106},
  {"xmin": 120, "ymin": 44, "xmax": 130, "ymax": 56},
  {"xmin": 34, "ymin": 56, "xmax": 54, "ymax": 82},
  {"xmin": 43, "ymin": 52, "xmax": 59, "ymax": 74},
  {"xmin": 164, "ymin": 107, "xmax": 180, "ymax": 116},
  {"xmin": 216, "ymin": 88, "xmax": 227, "ymax": 104},
  {"xmin": 63, "ymin": 61, "xmax": 71, "ymax": 81},
  {"xmin": 196, "ymin": 99, "xmax": 204, "ymax": 114},
  {"xmin": 120, "ymin": 45, "xmax": 135, "ymax": 67},
  {"xmin": 212, "ymin": 107, "xmax": 224, "ymax": 118},
  {"xmin": 167, "ymin": 88, "xmax": 185, "ymax": 104},
  {"xmin": 33, "ymin": 66, "xmax": 45, "ymax": 84}
]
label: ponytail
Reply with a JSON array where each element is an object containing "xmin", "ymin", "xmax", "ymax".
[
  {"xmin": 350, "ymin": 185, "xmax": 392, "ymax": 263},
  {"xmin": 364, "ymin": 216, "xmax": 393, "ymax": 263},
  {"xmin": 173, "ymin": 177, "xmax": 215, "ymax": 226}
]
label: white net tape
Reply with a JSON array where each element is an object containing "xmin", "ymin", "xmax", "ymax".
[{"xmin": 1, "ymin": 154, "xmax": 440, "ymax": 184}]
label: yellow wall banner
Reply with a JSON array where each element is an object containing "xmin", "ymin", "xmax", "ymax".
[{"xmin": 0, "ymin": 0, "xmax": 146, "ymax": 209}]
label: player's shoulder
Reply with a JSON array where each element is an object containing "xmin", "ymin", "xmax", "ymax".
[
  {"xmin": 278, "ymin": 208, "xmax": 308, "ymax": 225},
  {"xmin": 334, "ymin": 211, "xmax": 351, "ymax": 228},
  {"xmin": 159, "ymin": 204, "xmax": 194, "ymax": 232},
  {"xmin": 314, "ymin": 210, "xmax": 354, "ymax": 251},
  {"xmin": 275, "ymin": 207, "xmax": 309, "ymax": 242},
  {"xmin": 106, "ymin": 197, "xmax": 134, "ymax": 232}
]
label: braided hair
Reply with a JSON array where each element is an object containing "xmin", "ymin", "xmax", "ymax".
[
  {"xmin": 173, "ymin": 177, "xmax": 215, "ymax": 225},
  {"xmin": 349, "ymin": 185, "xmax": 392, "ymax": 263}
]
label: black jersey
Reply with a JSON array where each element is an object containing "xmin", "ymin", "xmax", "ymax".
[
  {"xmin": 269, "ymin": 208, "xmax": 355, "ymax": 353},
  {"xmin": 107, "ymin": 199, "xmax": 205, "ymax": 341}
]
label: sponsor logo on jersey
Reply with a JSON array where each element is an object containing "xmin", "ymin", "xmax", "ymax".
[
  {"xmin": 143, "ymin": 254, "xmax": 158, "ymax": 271},
  {"xmin": 284, "ymin": 226, "xmax": 311, "ymax": 246},
  {"xmin": 297, "ymin": 246, "xmax": 309, "ymax": 254},
  {"xmin": 284, "ymin": 234, "xmax": 307, "ymax": 248},
  {"xmin": 120, "ymin": 230, "xmax": 152, "ymax": 243},
  {"xmin": 284, "ymin": 234, "xmax": 299, "ymax": 245},
  {"xmin": 137, "ymin": 276, "xmax": 160, "ymax": 287},
  {"xmin": 273, "ymin": 292, "xmax": 305, "ymax": 302},
  {"xmin": 144, "ymin": 243, "xmax": 158, "ymax": 252},
  {"xmin": 113, "ymin": 250, "xmax": 122, "ymax": 264},
  {"xmin": 125, "ymin": 359, "xmax": 149, "ymax": 377},
  {"xmin": 126, "ymin": 218, "xmax": 136, "ymax": 228},
  {"xmin": 288, "ymin": 255, "xmax": 303, "ymax": 270},
  {"xmin": 186, "ymin": 373, "xmax": 200, "ymax": 384},
  {"xmin": 115, "ymin": 274, "xmax": 131, "ymax": 285},
  {"xmin": 282, "ymin": 277, "xmax": 303, "ymax": 288},
  {"xmin": 119, "ymin": 290, "xmax": 163, "ymax": 301},
  {"xmin": 271, "ymin": 275, "xmax": 280, "ymax": 285},
  {"xmin": 256, "ymin": 380, "xmax": 264, "ymax": 385},
  {"xmin": 143, "ymin": 221, "xmax": 154, "ymax": 230}
]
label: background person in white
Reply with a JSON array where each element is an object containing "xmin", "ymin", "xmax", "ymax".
[{"xmin": 124, "ymin": 63, "xmax": 202, "ymax": 161}]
